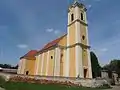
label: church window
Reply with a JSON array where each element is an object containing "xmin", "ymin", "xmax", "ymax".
[
  {"xmin": 81, "ymin": 13, "xmax": 84, "ymax": 20},
  {"xmin": 51, "ymin": 56, "xmax": 53, "ymax": 59},
  {"xmin": 82, "ymin": 35, "xmax": 85, "ymax": 40},
  {"xmin": 26, "ymin": 71, "xmax": 29, "ymax": 75},
  {"xmin": 71, "ymin": 14, "xmax": 74, "ymax": 21}
]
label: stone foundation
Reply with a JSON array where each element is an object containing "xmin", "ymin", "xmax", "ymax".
[{"xmin": 0, "ymin": 72, "xmax": 110, "ymax": 88}]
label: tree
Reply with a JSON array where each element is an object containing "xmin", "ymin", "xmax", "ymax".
[
  {"xmin": 103, "ymin": 59, "xmax": 120, "ymax": 77},
  {"xmin": 90, "ymin": 51, "xmax": 101, "ymax": 78},
  {"xmin": 0, "ymin": 64, "xmax": 18, "ymax": 69}
]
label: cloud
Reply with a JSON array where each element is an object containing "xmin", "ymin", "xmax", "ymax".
[
  {"xmin": 87, "ymin": 4, "xmax": 92, "ymax": 9},
  {"xmin": 46, "ymin": 28, "xmax": 54, "ymax": 32},
  {"xmin": 54, "ymin": 30, "xmax": 60, "ymax": 35},
  {"xmin": 100, "ymin": 48, "xmax": 108, "ymax": 52},
  {"xmin": 94, "ymin": 0, "xmax": 101, "ymax": 2},
  {"xmin": 92, "ymin": 47, "xmax": 108, "ymax": 56},
  {"xmin": 17, "ymin": 44, "xmax": 28, "ymax": 49},
  {"xmin": 46, "ymin": 28, "xmax": 60, "ymax": 35}
]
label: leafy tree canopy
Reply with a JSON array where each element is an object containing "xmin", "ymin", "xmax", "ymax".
[
  {"xmin": 0, "ymin": 64, "xmax": 18, "ymax": 69},
  {"xmin": 90, "ymin": 51, "xmax": 101, "ymax": 78},
  {"xmin": 103, "ymin": 59, "xmax": 120, "ymax": 77}
]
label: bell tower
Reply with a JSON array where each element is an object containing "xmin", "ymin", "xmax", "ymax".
[{"xmin": 66, "ymin": 0, "xmax": 92, "ymax": 78}]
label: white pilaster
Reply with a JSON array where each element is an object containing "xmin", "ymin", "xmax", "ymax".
[
  {"xmin": 35, "ymin": 55, "xmax": 40, "ymax": 75},
  {"xmin": 54, "ymin": 48, "xmax": 61, "ymax": 76},
  {"xmin": 63, "ymin": 49, "xmax": 66, "ymax": 77},
  {"xmin": 34, "ymin": 56, "xmax": 37, "ymax": 75},
  {"xmin": 46, "ymin": 51, "xmax": 49, "ymax": 76},
  {"xmin": 75, "ymin": 6, "xmax": 80, "ymax": 21},
  {"xmin": 54, "ymin": 49, "xmax": 57, "ymax": 76},
  {"xmin": 87, "ymin": 49, "xmax": 92, "ymax": 78},
  {"xmin": 22, "ymin": 59, "xmax": 26, "ymax": 74},
  {"xmin": 86, "ymin": 26, "xmax": 89, "ymax": 46},
  {"xmin": 17, "ymin": 60, "xmax": 22, "ymax": 74},
  {"xmin": 75, "ymin": 6, "xmax": 84, "ymax": 78},
  {"xmin": 75, "ymin": 46, "xmax": 84, "ymax": 78},
  {"xmin": 41, "ymin": 53, "xmax": 44, "ymax": 75},
  {"xmin": 57, "ymin": 48, "xmax": 61, "ymax": 76},
  {"xmin": 66, "ymin": 23, "xmax": 70, "ymax": 77}
]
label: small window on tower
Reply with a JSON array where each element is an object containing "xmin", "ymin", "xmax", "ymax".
[
  {"xmin": 81, "ymin": 13, "xmax": 84, "ymax": 20},
  {"xmin": 71, "ymin": 14, "xmax": 74, "ymax": 21},
  {"xmin": 82, "ymin": 35, "xmax": 85, "ymax": 40},
  {"xmin": 51, "ymin": 56, "xmax": 53, "ymax": 59}
]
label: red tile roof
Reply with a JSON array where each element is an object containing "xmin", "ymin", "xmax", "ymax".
[
  {"xmin": 37, "ymin": 34, "xmax": 67, "ymax": 54},
  {"xmin": 20, "ymin": 50, "xmax": 37, "ymax": 60}
]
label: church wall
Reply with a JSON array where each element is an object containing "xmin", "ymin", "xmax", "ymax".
[
  {"xmin": 80, "ymin": 24, "xmax": 87, "ymax": 45},
  {"xmin": 82, "ymin": 48, "xmax": 89, "ymax": 78},
  {"xmin": 17, "ymin": 59, "xmax": 23, "ymax": 74},
  {"xmin": 24, "ymin": 59, "xmax": 35, "ymax": 75},
  {"xmin": 69, "ymin": 24, "xmax": 76, "ymax": 45},
  {"xmin": 47, "ymin": 49, "xmax": 55, "ymax": 76},
  {"xmin": 42, "ymin": 52, "xmax": 48, "ymax": 75},
  {"xmin": 36, "ymin": 54, "xmax": 42, "ymax": 75},
  {"xmin": 58, "ymin": 36, "xmax": 67, "ymax": 46},
  {"xmin": 34, "ymin": 56, "xmax": 38, "ymax": 75},
  {"xmin": 63, "ymin": 49, "xmax": 66, "ymax": 77},
  {"xmin": 19, "ymin": 59, "xmax": 26, "ymax": 75},
  {"xmin": 82, "ymin": 49, "xmax": 88, "ymax": 67},
  {"xmin": 69, "ymin": 47, "xmax": 76, "ymax": 77}
]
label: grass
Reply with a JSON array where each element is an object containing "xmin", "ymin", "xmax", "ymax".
[
  {"xmin": 0, "ymin": 81, "xmax": 104, "ymax": 90},
  {"xmin": 0, "ymin": 76, "xmax": 109, "ymax": 90}
]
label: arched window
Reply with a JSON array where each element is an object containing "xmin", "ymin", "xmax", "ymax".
[
  {"xmin": 26, "ymin": 71, "xmax": 29, "ymax": 75},
  {"xmin": 81, "ymin": 13, "xmax": 84, "ymax": 20},
  {"xmin": 82, "ymin": 35, "xmax": 85, "ymax": 40},
  {"xmin": 71, "ymin": 14, "xmax": 74, "ymax": 21},
  {"xmin": 51, "ymin": 56, "xmax": 53, "ymax": 59}
]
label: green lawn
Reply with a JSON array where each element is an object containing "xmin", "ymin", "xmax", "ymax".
[
  {"xmin": 0, "ymin": 76, "xmax": 110, "ymax": 90},
  {"xmin": 0, "ymin": 81, "xmax": 104, "ymax": 90}
]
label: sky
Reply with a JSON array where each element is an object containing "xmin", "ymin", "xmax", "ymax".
[{"xmin": 0, "ymin": 0, "xmax": 120, "ymax": 66}]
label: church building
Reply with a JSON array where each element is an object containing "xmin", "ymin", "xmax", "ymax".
[{"xmin": 17, "ymin": 0, "xmax": 92, "ymax": 78}]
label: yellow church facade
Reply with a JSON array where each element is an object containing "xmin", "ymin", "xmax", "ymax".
[{"xmin": 17, "ymin": 1, "xmax": 92, "ymax": 78}]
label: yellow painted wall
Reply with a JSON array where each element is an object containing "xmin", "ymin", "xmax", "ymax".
[
  {"xmin": 68, "ymin": 8, "xmax": 75, "ymax": 23},
  {"xmin": 82, "ymin": 48, "xmax": 88, "ymax": 67},
  {"xmin": 24, "ymin": 59, "xmax": 35, "ymax": 75},
  {"xmin": 59, "ymin": 49, "xmax": 63, "ymax": 76},
  {"xmin": 80, "ymin": 24, "xmax": 87, "ymax": 45},
  {"xmin": 69, "ymin": 24, "xmax": 76, "ymax": 45},
  {"xmin": 63, "ymin": 49, "xmax": 66, "ymax": 76},
  {"xmin": 42, "ymin": 52, "xmax": 48, "ymax": 75},
  {"xmin": 36, "ymin": 55, "xmax": 42, "ymax": 75},
  {"xmin": 58, "ymin": 36, "xmax": 67, "ymax": 46},
  {"xmin": 34, "ymin": 56, "xmax": 38, "ymax": 75},
  {"xmin": 82, "ymin": 48, "xmax": 89, "ymax": 78},
  {"xmin": 69, "ymin": 47, "xmax": 76, "ymax": 77},
  {"xmin": 48, "ymin": 49, "xmax": 55, "ymax": 76}
]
